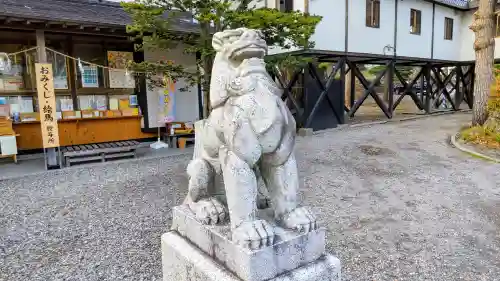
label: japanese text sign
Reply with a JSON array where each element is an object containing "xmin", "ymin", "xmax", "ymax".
[{"xmin": 35, "ymin": 63, "xmax": 60, "ymax": 148}]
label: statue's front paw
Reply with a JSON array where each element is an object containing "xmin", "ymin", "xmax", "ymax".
[
  {"xmin": 279, "ymin": 207, "xmax": 318, "ymax": 233},
  {"xmin": 232, "ymin": 220, "xmax": 275, "ymax": 250},
  {"xmin": 189, "ymin": 198, "xmax": 227, "ymax": 225}
]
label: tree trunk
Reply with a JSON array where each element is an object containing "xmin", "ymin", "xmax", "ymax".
[{"xmin": 470, "ymin": 0, "xmax": 496, "ymax": 126}]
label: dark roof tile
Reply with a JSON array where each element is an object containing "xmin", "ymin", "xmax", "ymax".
[
  {"xmin": 0, "ymin": 0, "xmax": 198, "ymax": 33},
  {"xmin": 434, "ymin": 0, "xmax": 469, "ymax": 8}
]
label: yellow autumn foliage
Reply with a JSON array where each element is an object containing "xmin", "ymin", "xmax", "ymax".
[{"xmin": 460, "ymin": 69, "xmax": 500, "ymax": 148}]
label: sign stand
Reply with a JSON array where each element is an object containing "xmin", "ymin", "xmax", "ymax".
[
  {"xmin": 150, "ymin": 75, "xmax": 175, "ymax": 150},
  {"xmin": 43, "ymin": 147, "xmax": 62, "ymax": 170},
  {"xmin": 46, "ymin": 148, "xmax": 59, "ymax": 170},
  {"xmin": 35, "ymin": 63, "xmax": 61, "ymax": 170},
  {"xmin": 43, "ymin": 148, "xmax": 47, "ymax": 170}
]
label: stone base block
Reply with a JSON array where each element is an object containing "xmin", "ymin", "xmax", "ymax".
[
  {"xmin": 171, "ymin": 205, "xmax": 326, "ymax": 281},
  {"xmin": 162, "ymin": 232, "xmax": 341, "ymax": 281}
]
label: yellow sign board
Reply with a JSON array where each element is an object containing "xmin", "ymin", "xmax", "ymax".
[{"xmin": 35, "ymin": 63, "xmax": 60, "ymax": 148}]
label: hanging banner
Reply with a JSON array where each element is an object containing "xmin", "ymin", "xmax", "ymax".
[
  {"xmin": 35, "ymin": 63, "xmax": 60, "ymax": 148},
  {"xmin": 161, "ymin": 75, "xmax": 175, "ymax": 123}
]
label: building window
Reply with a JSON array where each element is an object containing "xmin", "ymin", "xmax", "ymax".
[
  {"xmin": 444, "ymin": 17, "xmax": 454, "ymax": 40},
  {"xmin": 410, "ymin": 9, "xmax": 421, "ymax": 35},
  {"xmin": 366, "ymin": 0, "xmax": 380, "ymax": 28},
  {"xmin": 277, "ymin": 0, "xmax": 293, "ymax": 12}
]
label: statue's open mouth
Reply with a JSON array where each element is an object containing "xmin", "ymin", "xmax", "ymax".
[{"xmin": 230, "ymin": 41, "xmax": 267, "ymax": 60}]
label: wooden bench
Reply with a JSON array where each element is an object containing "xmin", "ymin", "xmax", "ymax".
[
  {"xmin": 178, "ymin": 136, "xmax": 195, "ymax": 149},
  {"xmin": 61, "ymin": 140, "xmax": 140, "ymax": 167},
  {"xmin": 164, "ymin": 133, "xmax": 195, "ymax": 148},
  {"xmin": 163, "ymin": 121, "xmax": 195, "ymax": 149}
]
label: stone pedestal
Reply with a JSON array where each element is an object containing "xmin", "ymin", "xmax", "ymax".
[{"xmin": 162, "ymin": 205, "xmax": 341, "ymax": 281}]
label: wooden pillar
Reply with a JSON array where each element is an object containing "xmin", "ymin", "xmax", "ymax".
[
  {"xmin": 424, "ymin": 64, "xmax": 432, "ymax": 113},
  {"xmin": 387, "ymin": 61, "xmax": 394, "ymax": 118},
  {"xmin": 340, "ymin": 59, "xmax": 346, "ymax": 122},
  {"xmin": 36, "ymin": 30, "xmax": 47, "ymax": 63},
  {"xmin": 419, "ymin": 67, "xmax": 425, "ymax": 108},
  {"xmin": 67, "ymin": 36, "xmax": 79, "ymax": 111},
  {"xmin": 469, "ymin": 65, "xmax": 475, "ymax": 109},
  {"xmin": 345, "ymin": 63, "xmax": 356, "ymax": 108},
  {"xmin": 454, "ymin": 66, "xmax": 461, "ymax": 108},
  {"xmin": 344, "ymin": 65, "xmax": 351, "ymax": 109}
]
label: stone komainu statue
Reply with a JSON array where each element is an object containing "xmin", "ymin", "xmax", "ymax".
[{"xmin": 183, "ymin": 28, "xmax": 317, "ymax": 250}]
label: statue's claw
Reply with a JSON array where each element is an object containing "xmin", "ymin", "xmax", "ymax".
[
  {"xmin": 232, "ymin": 220, "xmax": 275, "ymax": 250},
  {"xmin": 189, "ymin": 197, "xmax": 227, "ymax": 225},
  {"xmin": 278, "ymin": 207, "xmax": 318, "ymax": 233}
]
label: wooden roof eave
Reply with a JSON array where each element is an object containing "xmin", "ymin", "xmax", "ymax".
[
  {"xmin": 0, "ymin": 14, "xmax": 200, "ymax": 38},
  {"xmin": 422, "ymin": 0, "xmax": 471, "ymax": 11},
  {"xmin": 0, "ymin": 16, "xmax": 128, "ymax": 37}
]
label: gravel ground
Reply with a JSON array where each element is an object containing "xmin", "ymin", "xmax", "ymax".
[{"xmin": 1, "ymin": 112, "xmax": 499, "ymax": 281}]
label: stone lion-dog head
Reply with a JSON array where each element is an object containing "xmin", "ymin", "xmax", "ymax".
[
  {"xmin": 212, "ymin": 28, "xmax": 267, "ymax": 63},
  {"xmin": 209, "ymin": 28, "xmax": 269, "ymax": 108}
]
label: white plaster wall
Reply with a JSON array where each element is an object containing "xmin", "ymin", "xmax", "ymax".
[
  {"xmin": 347, "ymin": 0, "xmax": 395, "ymax": 55},
  {"xmin": 266, "ymin": 0, "xmax": 277, "ymax": 9},
  {"xmin": 396, "ymin": 0, "xmax": 433, "ymax": 58},
  {"xmin": 459, "ymin": 9, "xmax": 500, "ymax": 62},
  {"xmin": 230, "ymin": 0, "xmax": 266, "ymax": 9},
  {"xmin": 256, "ymin": 0, "xmax": 345, "ymax": 54},
  {"xmin": 308, "ymin": 0, "xmax": 345, "ymax": 52},
  {"xmin": 432, "ymin": 5, "xmax": 462, "ymax": 61},
  {"xmin": 144, "ymin": 45, "xmax": 199, "ymax": 128},
  {"xmin": 118, "ymin": 0, "xmax": 475, "ymax": 62},
  {"xmin": 259, "ymin": 0, "xmax": 305, "ymax": 11},
  {"xmin": 459, "ymin": 11, "xmax": 474, "ymax": 61},
  {"xmin": 293, "ymin": 0, "xmax": 306, "ymax": 12}
]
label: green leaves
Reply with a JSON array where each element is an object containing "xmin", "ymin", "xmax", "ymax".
[
  {"xmin": 122, "ymin": 0, "xmax": 322, "ymax": 117},
  {"xmin": 228, "ymin": 8, "xmax": 321, "ymax": 50}
]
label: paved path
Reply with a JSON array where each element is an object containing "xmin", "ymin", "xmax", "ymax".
[
  {"xmin": 1, "ymin": 112, "xmax": 499, "ymax": 281},
  {"xmin": 300, "ymin": 113, "xmax": 500, "ymax": 281}
]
